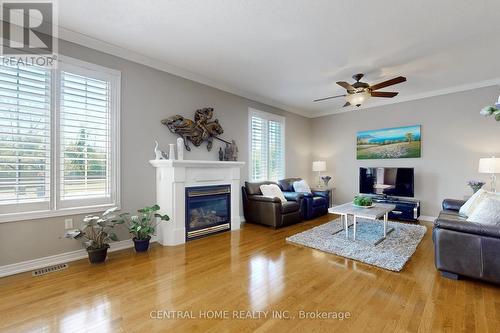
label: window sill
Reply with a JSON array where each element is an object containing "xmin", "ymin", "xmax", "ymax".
[{"xmin": 0, "ymin": 204, "xmax": 120, "ymax": 224}]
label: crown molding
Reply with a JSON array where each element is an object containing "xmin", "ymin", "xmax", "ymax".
[
  {"xmin": 310, "ymin": 78, "xmax": 500, "ymax": 118},
  {"xmin": 57, "ymin": 27, "xmax": 309, "ymax": 118}
]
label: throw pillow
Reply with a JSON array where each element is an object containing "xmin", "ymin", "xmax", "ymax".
[
  {"xmin": 293, "ymin": 180, "xmax": 312, "ymax": 194},
  {"xmin": 467, "ymin": 197, "xmax": 500, "ymax": 225},
  {"xmin": 459, "ymin": 189, "xmax": 487, "ymax": 217},
  {"xmin": 260, "ymin": 184, "xmax": 287, "ymax": 204}
]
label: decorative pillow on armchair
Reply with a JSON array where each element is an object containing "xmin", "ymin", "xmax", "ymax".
[
  {"xmin": 260, "ymin": 184, "xmax": 287, "ymax": 204},
  {"xmin": 459, "ymin": 189, "xmax": 487, "ymax": 217},
  {"xmin": 293, "ymin": 180, "xmax": 312, "ymax": 194},
  {"xmin": 467, "ymin": 197, "xmax": 500, "ymax": 225},
  {"xmin": 460, "ymin": 189, "xmax": 500, "ymax": 217}
]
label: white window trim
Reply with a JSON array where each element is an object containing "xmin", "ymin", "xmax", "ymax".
[
  {"xmin": 248, "ymin": 108, "xmax": 286, "ymax": 181},
  {"xmin": 0, "ymin": 56, "xmax": 121, "ymax": 223}
]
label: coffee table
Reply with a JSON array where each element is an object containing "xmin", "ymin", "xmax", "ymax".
[{"xmin": 328, "ymin": 202, "xmax": 396, "ymax": 245}]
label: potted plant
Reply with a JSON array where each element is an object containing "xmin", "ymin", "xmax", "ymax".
[
  {"xmin": 121, "ymin": 204, "xmax": 170, "ymax": 252},
  {"xmin": 66, "ymin": 207, "xmax": 124, "ymax": 263},
  {"xmin": 353, "ymin": 195, "xmax": 373, "ymax": 208}
]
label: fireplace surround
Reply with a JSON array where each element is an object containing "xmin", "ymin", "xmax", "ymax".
[{"xmin": 149, "ymin": 159, "xmax": 245, "ymax": 245}]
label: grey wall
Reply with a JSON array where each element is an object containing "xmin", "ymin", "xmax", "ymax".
[
  {"xmin": 0, "ymin": 40, "xmax": 312, "ymax": 266},
  {"xmin": 310, "ymin": 86, "xmax": 500, "ymax": 217}
]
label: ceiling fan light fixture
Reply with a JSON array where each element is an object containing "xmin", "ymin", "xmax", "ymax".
[{"xmin": 346, "ymin": 90, "xmax": 371, "ymax": 107}]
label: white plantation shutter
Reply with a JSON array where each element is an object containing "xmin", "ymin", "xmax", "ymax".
[
  {"xmin": 0, "ymin": 56, "xmax": 120, "ymax": 222},
  {"xmin": 0, "ymin": 62, "xmax": 51, "ymax": 214},
  {"xmin": 268, "ymin": 120, "xmax": 284, "ymax": 180},
  {"xmin": 250, "ymin": 115, "xmax": 267, "ymax": 181},
  {"xmin": 249, "ymin": 109, "xmax": 285, "ymax": 181},
  {"xmin": 58, "ymin": 66, "xmax": 115, "ymax": 207}
]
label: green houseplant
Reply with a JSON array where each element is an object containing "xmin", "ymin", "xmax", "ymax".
[
  {"xmin": 67, "ymin": 207, "xmax": 124, "ymax": 263},
  {"xmin": 480, "ymin": 105, "xmax": 500, "ymax": 121},
  {"xmin": 353, "ymin": 195, "xmax": 373, "ymax": 207},
  {"xmin": 120, "ymin": 204, "xmax": 170, "ymax": 252}
]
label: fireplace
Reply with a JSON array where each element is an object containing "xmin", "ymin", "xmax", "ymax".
[
  {"xmin": 150, "ymin": 159, "xmax": 244, "ymax": 246},
  {"xmin": 185, "ymin": 185, "xmax": 231, "ymax": 240}
]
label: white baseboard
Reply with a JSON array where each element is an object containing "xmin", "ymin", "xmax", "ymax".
[
  {"xmin": 0, "ymin": 239, "xmax": 137, "ymax": 278},
  {"xmin": 419, "ymin": 215, "xmax": 437, "ymax": 222}
]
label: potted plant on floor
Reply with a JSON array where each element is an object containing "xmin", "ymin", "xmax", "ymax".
[
  {"xmin": 121, "ymin": 205, "xmax": 170, "ymax": 252},
  {"xmin": 66, "ymin": 207, "xmax": 124, "ymax": 263}
]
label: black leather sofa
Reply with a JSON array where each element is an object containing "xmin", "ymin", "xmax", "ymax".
[
  {"xmin": 278, "ymin": 178, "xmax": 329, "ymax": 220},
  {"xmin": 242, "ymin": 181, "xmax": 303, "ymax": 228},
  {"xmin": 433, "ymin": 199, "xmax": 500, "ymax": 284}
]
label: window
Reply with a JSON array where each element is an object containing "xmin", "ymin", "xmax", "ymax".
[
  {"xmin": 0, "ymin": 57, "xmax": 120, "ymax": 222},
  {"xmin": 249, "ymin": 108, "xmax": 285, "ymax": 181}
]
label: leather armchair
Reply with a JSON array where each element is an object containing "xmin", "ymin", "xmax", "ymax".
[
  {"xmin": 433, "ymin": 199, "xmax": 500, "ymax": 284},
  {"xmin": 278, "ymin": 178, "xmax": 329, "ymax": 220},
  {"xmin": 242, "ymin": 181, "xmax": 303, "ymax": 228}
]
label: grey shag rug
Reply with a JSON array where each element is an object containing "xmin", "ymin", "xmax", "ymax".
[{"xmin": 286, "ymin": 217, "xmax": 427, "ymax": 272}]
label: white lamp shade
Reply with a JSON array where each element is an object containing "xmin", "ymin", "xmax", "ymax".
[
  {"xmin": 478, "ymin": 157, "xmax": 500, "ymax": 174},
  {"xmin": 312, "ymin": 161, "xmax": 327, "ymax": 172}
]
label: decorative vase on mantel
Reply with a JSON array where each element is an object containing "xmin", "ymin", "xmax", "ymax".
[
  {"xmin": 168, "ymin": 144, "xmax": 175, "ymax": 160},
  {"xmin": 176, "ymin": 138, "xmax": 184, "ymax": 160}
]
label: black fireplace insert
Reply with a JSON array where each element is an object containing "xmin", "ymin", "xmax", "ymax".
[{"xmin": 185, "ymin": 185, "xmax": 231, "ymax": 241}]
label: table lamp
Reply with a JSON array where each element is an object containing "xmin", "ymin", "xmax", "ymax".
[
  {"xmin": 312, "ymin": 161, "xmax": 327, "ymax": 188},
  {"xmin": 478, "ymin": 156, "xmax": 500, "ymax": 192}
]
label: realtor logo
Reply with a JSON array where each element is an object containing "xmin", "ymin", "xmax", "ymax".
[{"xmin": 2, "ymin": 1, "xmax": 54, "ymax": 55}]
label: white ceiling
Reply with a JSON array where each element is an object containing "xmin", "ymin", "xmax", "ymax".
[{"xmin": 58, "ymin": 0, "xmax": 500, "ymax": 118}]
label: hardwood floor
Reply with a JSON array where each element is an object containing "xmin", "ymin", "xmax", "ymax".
[{"xmin": 1, "ymin": 214, "xmax": 499, "ymax": 333}]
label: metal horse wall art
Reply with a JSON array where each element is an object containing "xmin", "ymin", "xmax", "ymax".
[{"xmin": 161, "ymin": 107, "xmax": 224, "ymax": 151}]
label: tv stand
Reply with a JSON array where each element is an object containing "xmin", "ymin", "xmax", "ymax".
[{"xmin": 371, "ymin": 196, "xmax": 420, "ymax": 222}]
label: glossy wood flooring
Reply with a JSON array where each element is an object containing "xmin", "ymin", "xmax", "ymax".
[{"xmin": 1, "ymin": 214, "xmax": 499, "ymax": 333}]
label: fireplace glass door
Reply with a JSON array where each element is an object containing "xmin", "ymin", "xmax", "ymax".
[{"xmin": 185, "ymin": 185, "xmax": 231, "ymax": 240}]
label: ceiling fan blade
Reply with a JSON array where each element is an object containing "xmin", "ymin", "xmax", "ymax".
[
  {"xmin": 336, "ymin": 81, "xmax": 356, "ymax": 92},
  {"xmin": 313, "ymin": 94, "xmax": 346, "ymax": 102},
  {"xmin": 343, "ymin": 102, "xmax": 351, "ymax": 107},
  {"xmin": 370, "ymin": 91, "xmax": 399, "ymax": 98},
  {"xmin": 369, "ymin": 76, "xmax": 406, "ymax": 91}
]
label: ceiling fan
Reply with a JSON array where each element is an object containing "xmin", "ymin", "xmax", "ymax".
[{"xmin": 314, "ymin": 74, "xmax": 407, "ymax": 107}]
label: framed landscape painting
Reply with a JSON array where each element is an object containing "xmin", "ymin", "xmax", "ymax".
[{"xmin": 356, "ymin": 125, "xmax": 421, "ymax": 159}]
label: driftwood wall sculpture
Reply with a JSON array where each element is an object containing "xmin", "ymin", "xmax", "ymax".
[{"xmin": 161, "ymin": 107, "xmax": 224, "ymax": 151}]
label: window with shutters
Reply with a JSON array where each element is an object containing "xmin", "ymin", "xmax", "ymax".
[
  {"xmin": 248, "ymin": 109, "xmax": 285, "ymax": 181},
  {"xmin": 0, "ymin": 56, "xmax": 120, "ymax": 223}
]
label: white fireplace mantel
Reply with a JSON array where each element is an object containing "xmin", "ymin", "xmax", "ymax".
[{"xmin": 149, "ymin": 159, "xmax": 245, "ymax": 246}]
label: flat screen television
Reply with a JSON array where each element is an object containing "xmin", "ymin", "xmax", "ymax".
[{"xmin": 359, "ymin": 167, "xmax": 414, "ymax": 198}]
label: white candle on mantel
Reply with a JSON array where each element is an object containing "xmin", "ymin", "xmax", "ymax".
[{"xmin": 177, "ymin": 138, "xmax": 184, "ymax": 160}]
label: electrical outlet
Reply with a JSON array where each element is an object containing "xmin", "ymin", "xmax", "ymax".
[{"xmin": 64, "ymin": 218, "xmax": 73, "ymax": 229}]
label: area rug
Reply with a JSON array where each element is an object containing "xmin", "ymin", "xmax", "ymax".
[{"xmin": 286, "ymin": 217, "xmax": 427, "ymax": 272}]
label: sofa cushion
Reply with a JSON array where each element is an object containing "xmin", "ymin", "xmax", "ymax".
[
  {"xmin": 312, "ymin": 196, "xmax": 327, "ymax": 207},
  {"xmin": 438, "ymin": 210, "xmax": 468, "ymax": 222},
  {"xmin": 245, "ymin": 181, "xmax": 275, "ymax": 195},
  {"xmin": 281, "ymin": 201, "xmax": 299, "ymax": 214},
  {"xmin": 278, "ymin": 178, "xmax": 301, "ymax": 192},
  {"xmin": 293, "ymin": 179, "xmax": 312, "ymax": 194},
  {"xmin": 467, "ymin": 197, "xmax": 500, "ymax": 225},
  {"xmin": 260, "ymin": 184, "xmax": 287, "ymax": 204}
]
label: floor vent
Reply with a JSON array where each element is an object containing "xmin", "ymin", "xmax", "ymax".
[{"xmin": 32, "ymin": 264, "xmax": 68, "ymax": 277}]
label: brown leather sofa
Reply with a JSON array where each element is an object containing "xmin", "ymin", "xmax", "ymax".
[
  {"xmin": 242, "ymin": 181, "xmax": 303, "ymax": 228},
  {"xmin": 433, "ymin": 199, "xmax": 500, "ymax": 284}
]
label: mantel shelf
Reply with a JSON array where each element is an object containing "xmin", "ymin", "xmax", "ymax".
[{"xmin": 149, "ymin": 159, "xmax": 246, "ymax": 168}]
